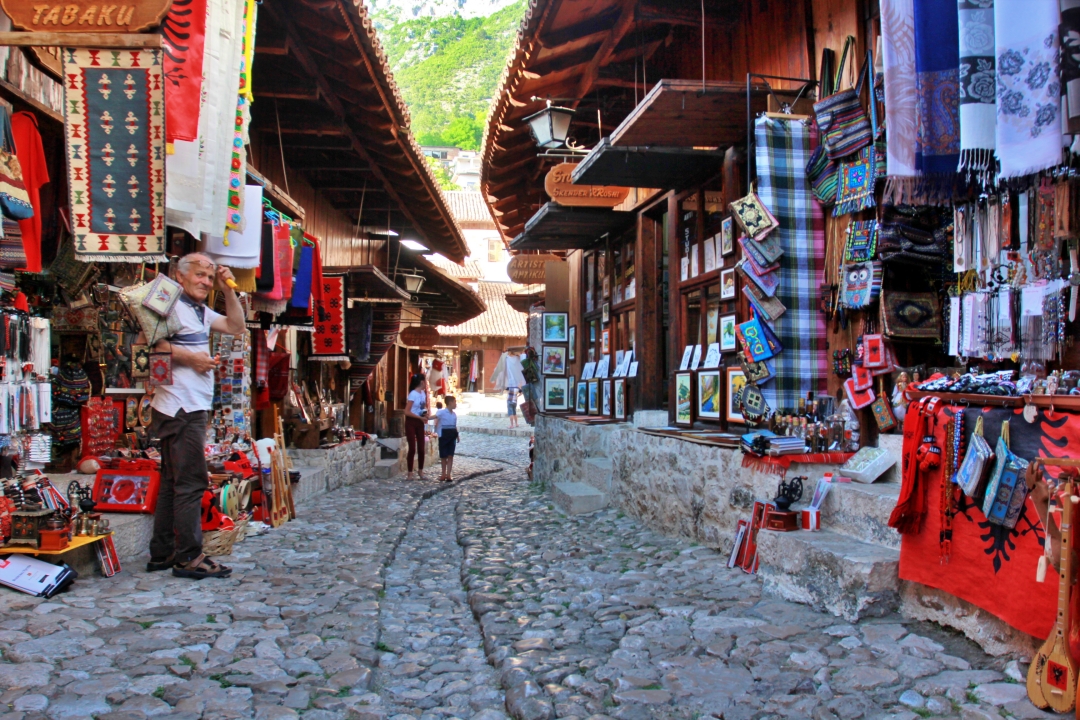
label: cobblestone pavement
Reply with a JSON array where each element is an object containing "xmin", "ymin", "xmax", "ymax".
[
  {"xmin": 456, "ymin": 415, "xmax": 533, "ymax": 440},
  {"xmin": 0, "ymin": 438, "xmax": 1048, "ymax": 720}
]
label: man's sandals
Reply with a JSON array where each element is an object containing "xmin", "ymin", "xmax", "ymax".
[{"xmin": 171, "ymin": 553, "xmax": 232, "ymax": 579}]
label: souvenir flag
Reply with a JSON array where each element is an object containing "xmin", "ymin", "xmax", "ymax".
[
  {"xmin": 63, "ymin": 48, "xmax": 166, "ymax": 262},
  {"xmin": 162, "ymin": 0, "xmax": 208, "ymax": 144}
]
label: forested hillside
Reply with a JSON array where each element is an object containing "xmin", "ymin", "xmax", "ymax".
[{"xmin": 374, "ymin": 0, "xmax": 526, "ymax": 150}]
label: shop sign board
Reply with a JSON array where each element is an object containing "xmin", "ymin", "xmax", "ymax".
[
  {"xmin": 1, "ymin": 0, "xmax": 171, "ymax": 32},
  {"xmin": 544, "ymin": 163, "xmax": 630, "ymax": 207}
]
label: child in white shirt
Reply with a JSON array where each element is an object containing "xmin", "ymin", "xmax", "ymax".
[{"xmin": 434, "ymin": 396, "xmax": 459, "ymax": 482}]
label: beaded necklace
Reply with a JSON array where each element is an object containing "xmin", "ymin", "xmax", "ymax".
[{"xmin": 940, "ymin": 412, "xmax": 963, "ymax": 563}]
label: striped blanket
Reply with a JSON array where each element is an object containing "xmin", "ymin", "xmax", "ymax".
[{"xmin": 754, "ymin": 117, "xmax": 829, "ymax": 413}]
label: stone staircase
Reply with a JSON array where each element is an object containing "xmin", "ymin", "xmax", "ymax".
[{"xmin": 755, "ymin": 434, "xmax": 903, "ymax": 622}]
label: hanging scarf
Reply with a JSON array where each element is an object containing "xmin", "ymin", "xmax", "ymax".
[
  {"xmin": 995, "ymin": 0, "xmax": 1062, "ymax": 178},
  {"xmin": 914, "ymin": 0, "xmax": 961, "ymax": 181},
  {"xmin": 957, "ymin": 0, "xmax": 997, "ymax": 178},
  {"xmin": 883, "ymin": 0, "xmax": 919, "ymax": 184},
  {"xmin": 1061, "ymin": 0, "xmax": 1080, "ymax": 134}
]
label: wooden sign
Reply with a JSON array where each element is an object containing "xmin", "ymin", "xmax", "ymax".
[
  {"xmin": 399, "ymin": 326, "xmax": 441, "ymax": 349},
  {"xmin": 508, "ymin": 253, "xmax": 562, "ymax": 284},
  {"xmin": 0, "ymin": 0, "xmax": 171, "ymax": 33},
  {"xmin": 544, "ymin": 163, "xmax": 630, "ymax": 207}
]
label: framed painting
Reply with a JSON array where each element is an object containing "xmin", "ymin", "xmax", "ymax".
[
  {"xmin": 721, "ymin": 268, "xmax": 737, "ymax": 300},
  {"xmin": 587, "ymin": 379, "xmax": 600, "ymax": 415},
  {"xmin": 602, "ymin": 379, "xmax": 612, "ymax": 417},
  {"xmin": 614, "ymin": 378, "xmax": 627, "ymax": 420},
  {"xmin": 544, "ymin": 377, "xmax": 569, "ymax": 411},
  {"xmin": 720, "ymin": 314, "xmax": 737, "ymax": 352},
  {"xmin": 568, "ymin": 326, "xmax": 577, "ymax": 361},
  {"xmin": 575, "ymin": 380, "xmax": 588, "ymax": 413},
  {"xmin": 726, "ymin": 367, "xmax": 747, "ymax": 424},
  {"xmin": 721, "ymin": 217, "xmax": 734, "ymax": 256},
  {"xmin": 602, "ymin": 328, "xmax": 610, "ymax": 355},
  {"xmin": 541, "ymin": 345, "xmax": 566, "ymax": 375},
  {"xmin": 543, "ymin": 312, "xmax": 569, "ymax": 342},
  {"xmin": 698, "ymin": 370, "xmax": 722, "ymax": 420},
  {"xmin": 602, "ymin": 302, "xmax": 610, "ymax": 324},
  {"xmin": 675, "ymin": 371, "xmax": 694, "ymax": 426}
]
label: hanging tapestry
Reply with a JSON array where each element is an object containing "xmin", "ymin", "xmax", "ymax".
[
  {"xmin": 882, "ymin": 0, "xmax": 918, "ymax": 183},
  {"xmin": 310, "ymin": 275, "xmax": 347, "ymax": 361},
  {"xmin": 913, "ymin": 0, "xmax": 961, "ymax": 179},
  {"xmin": 63, "ymin": 48, "xmax": 167, "ymax": 263},
  {"xmin": 205, "ymin": 185, "xmax": 262, "ymax": 271},
  {"xmin": 995, "ymin": 0, "xmax": 1062, "ymax": 178},
  {"xmin": 291, "ymin": 243, "xmax": 314, "ymax": 309},
  {"xmin": 162, "ymin": 0, "xmax": 208, "ymax": 144},
  {"xmin": 753, "ymin": 116, "xmax": 828, "ymax": 413},
  {"xmin": 957, "ymin": 0, "xmax": 996, "ymax": 177},
  {"xmin": 350, "ymin": 303, "xmax": 401, "ymax": 387},
  {"xmin": 224, "ymin": 0, "xmax": 257, "ymax": 233},
  {"xmin": 899, "ymin": 405, "xmax": 1080, "ymax": 640},
  {"xmin": 347, "ymin": 302, "xmax": 372, "ymax": 359}
]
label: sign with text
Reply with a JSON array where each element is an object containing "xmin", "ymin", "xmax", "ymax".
[
  {"xmin": 1, "ymin": 0, "xmax": 171, "ymax": 32},
  {"xmin": 544, "ymin": 163, "xmax": 630, "ymax": 208}
]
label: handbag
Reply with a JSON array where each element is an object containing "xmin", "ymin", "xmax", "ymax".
[
  {"xmin": 877, "ymin": 222, "xmax": 947, "ymax": 266},
  {"xmin": 880, "ymin": 290, "xmax": 941, "ymax": 340},
  {"xmin": 141, "ymin": 273, "xmax": 182, "ymax": 317},
  {"xmin": 843, "ymin": 220, "xmax": 879, "ymax": 263},
  {"xmin": 730, "ymin": 185, "xmax": 779, "ymax": 243},
  {"xmin": 118, "ymin": 280, "xmax": 184, "ymax": 346},
  {"xmin": 982, "ymin": 421, "xmax": 1030, "ymax": 526},
  {"xmin": 840, "ymin": 261, "xmax": 882, "ymax": 309},
  {"xmin": 806, "ymin": 144, "xmax": 839, "ymax": 206},
  {"xmin": 147, "ymin": 350, "xmax": 172, "ymax": 389},
  {"xmin": 0, "ymin": 107, "xmax": 32, "ymax": 221},
  {"xmin": 813, "ymin": 37, "xmax": 873, "ymax": 161}
]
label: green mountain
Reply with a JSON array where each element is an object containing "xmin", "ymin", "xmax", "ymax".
[{"xmin": 374, "ymin": 1, "xmax": 527, "ymax": 151}]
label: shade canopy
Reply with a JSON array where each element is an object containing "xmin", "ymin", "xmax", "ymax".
[
  {"xmin": 571, "ymin": 139, "xmax": 726, "ymax": 190},
  {"xmin": 509, "ymin": 202, "xmax": 634, "ymax": 251}
]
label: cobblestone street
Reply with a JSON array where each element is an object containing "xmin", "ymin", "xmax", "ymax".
[{"xmin": 0, "ymin": 434, "xmax": 1048, "ymax": 720}]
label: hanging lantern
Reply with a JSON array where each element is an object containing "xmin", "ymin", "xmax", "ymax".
[
  {"xmin": 508, "ymin": 254, "xmax": 562, "ymax": 284},
  {"xmin": 524, "ymin": 101, "xmax": 575, "ymax": 149}
]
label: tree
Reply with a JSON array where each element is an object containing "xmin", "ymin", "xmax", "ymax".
[{"xmin": 426, "ymin": 155, "xmax": 460, "ymax": 191}]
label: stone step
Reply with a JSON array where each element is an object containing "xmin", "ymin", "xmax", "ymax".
[
  {"xmin": 456, "ymin": 425, "xmax": 534, "ymax": 438},
  {"xmin": 373, "ymin": 459, "xmax": 399, "ymax": 479},
  {"xmin": 755, "ymin": 528, "xmax": 900, "ymax": 623},
  {"xmin": 818, "ymin": 481, "xmax": 902, "ymax": 549},
  {"xmin": 583, "ymin": 457, "xmax": 614, "ymax": 493},
  {"xmin": 552, "ymin": 481, "xmax": 607, "ymax": 515}
]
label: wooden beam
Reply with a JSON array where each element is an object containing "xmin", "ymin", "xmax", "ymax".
[
  {"xmin": 538, "ymin": 7, "xmax": 621, "ymax": 48},
  {"xmin": 576, "ymin": 0, "xmax": 637, "ymax": 99},
  {"xmin": 0, "ymin": 31, "xmax": 161, "ymax": 47},
  {"xmin": 255, "ymin": 42, "xmax": 288, "ymax": 55},
  {"xmin": 253, "ymin": 89, "xmax": 320, "ymax": 100}
]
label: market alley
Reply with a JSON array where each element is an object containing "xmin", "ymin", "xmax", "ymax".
[{"xmin": 0, "ymin": 436, "xmax": 1040, "ymax": 720}]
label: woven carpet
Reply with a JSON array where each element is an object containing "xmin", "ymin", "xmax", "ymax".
[
  {"xmin": 753, "ymin": 116, "xmax": 828, "ymax": 413},
  {"xmin": 310, "ymin": 274, "xmax": 347, "ymax": 361},
  {"xmin": 63, "ymin": 48, "xmax": 167, "ymax": 262},
  {"xmin": 350, "ymin": 302, "xmax": 401, "ymax": 388}
]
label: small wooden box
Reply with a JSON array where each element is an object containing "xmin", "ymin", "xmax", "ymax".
[
  {"xmin": 764, "ymin": 509, "xmax": 799, "ymax": 532},
  {"xmin": 38, "ymin": 528, "xmax": 71, "ymax": 552}
]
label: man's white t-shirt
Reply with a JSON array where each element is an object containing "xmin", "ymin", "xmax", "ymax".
[{"xmin": 150, "ymin": 298, "xmax": 223, "ymax": 417}]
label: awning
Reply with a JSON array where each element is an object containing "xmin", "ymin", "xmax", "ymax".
[
  {"xmin": 609, "ymin": 79, "xmax": 778, "ymax": 148},
  {"xmin": 506, "ymin": 291, "xmax": 544, "ymax": 314},
  {"xmin": 345, "ymin": 266, "xmax": 411, "ymax": 302},
  {"xmin": 509, "ymin": 202, "xmax": 635, "ymax": 251},
  {"xmin": 571, "ymin": 139, "xmax": 725, "ymax": 190}
]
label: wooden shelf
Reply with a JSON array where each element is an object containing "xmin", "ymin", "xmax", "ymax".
[
  {"xmin": 0, "ymin": 532, "xmax": 112, "ymax": 555},
  {"xmin": 0, "ymin": 77, "xmax": 62, "ymax": 124}
]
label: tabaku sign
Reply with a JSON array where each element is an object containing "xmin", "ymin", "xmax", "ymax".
[
  {"xmin": 544, "ymin": 163, "xmax": 630, "ymax": 207},
  {"xmin": 1, "ymin": 0, "xmax": 171, "ymax": 32}
]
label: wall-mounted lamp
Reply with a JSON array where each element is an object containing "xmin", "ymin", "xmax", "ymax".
[{"xmin": 524, "ymin": 100, "xmax": 575, "ymax": 149}]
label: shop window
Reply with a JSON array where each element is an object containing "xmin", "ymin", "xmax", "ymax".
[{"xmin": 487, "ymin": 238, "xmax": 502, "ymax": 263}]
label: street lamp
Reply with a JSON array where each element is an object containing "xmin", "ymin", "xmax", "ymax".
[
  {"xmin": 524, "ymin": 101, "xmax": 575, "ymax": 149},
  {"xmin": 399, "ymin": 272, "xmax": 425, "ymax": 294}
]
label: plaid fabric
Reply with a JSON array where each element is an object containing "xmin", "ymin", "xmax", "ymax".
[
  {"xmin": 754, "ymin": 117, "xmax": 828, "ymax": 412},
  {"xmin": 254, "ymin": 330, "xmax": 269, "ymax": 389}
]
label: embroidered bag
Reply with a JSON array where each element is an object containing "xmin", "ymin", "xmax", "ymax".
[
  {"xmin": 982, "ymin": 421, "xmax": 1030, "ymax": 526},
  {"xmin": 843, "ymin": 376, "xmax": 875, "ymax": 409},
  {"xmin": 877, "ymin": 222, "xmax": 947, "ymax": 266},
  {"xmin": 730, "ymin": 186, "xmax": 779, "ymax": 242},
  {"xmin": 743, "ymin": 279, "xmax": 787, "ymax": 321},
  {"xmin": 140, "ymin": 273, "xmax": 182, "ymax": 317},
  {"xmin": 0, "ymin": 107, "xmax": 32, "ymax": 221},
  {"xmin": 840, "ymin": 261, "xmax": 882, "ymax": 309},
  {"xmin": 739, "ymin": 382, "xmax": 770, "ymax": 424},
  {"xmin": 813, "ymin": 38, "xmax": 873, "ymax": 160},
  {"xmin": 880, "ymin": 290, "xmax": 941, "ymax": 340},
  {"xmin": 147, "ymin": 350, "xmax": 172, "ymax": 389},
  {"xmin": 806, "ymin": 144, "xmax": 839, "ymax": 206},
  {"xmin": 738, "ymin": 234, "xmax": 782, "ymax": 268},
  {"xmin": 956, "ymin": 415, "xmax": 994, "ymax": 499},
  {"xmin": 118, "ymin": 279, "xmax": 184, "ymax": 346},
  {"xmin": 843, "ymin": 220, "xmax": 879, "ymax": 263}
]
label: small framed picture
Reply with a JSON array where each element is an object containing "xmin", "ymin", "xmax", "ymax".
[
  {"xmin": 721, "ymin": 217, "xmax": 734, "ymax": 256},
  {"xmin": 602, "ymin": 379, "xmax": 612, "ymax": 417},
  {"xmin": 568, "ymin": 375, "xmax": 575, "ymax": 398},
  {"xmin": 726, "ymin": 367, "xmax": 747, "ymax": 424},
  {"xmin": 587, "ymin": 379, "xmax": 600, "ymax": 415},
  {"xmin": 544, "ymin": 377, "xmax": 569, "ymax": 411},
  {"xmin": 674, "ymin": 371, "xmax": 694, "ymax": 426},
  {"xmin": 721, "ymin": 268, "xmax": 736, "ymax": 299},
  {"xmin": 697, "ymin": 369, "xmax": 722, "ymax": 420},
  {"xmin": 543, "ymin": 312, "xmax": 569, "ymax": 342},
  {"xmin": 602, "ymin": 328, "xmax": 610, "ymax": 355},
  {"xmin": 614, "ymin": 378, "xmax": 627, "ymax": 420},
  {"xmin": 720, "ymin": 314, "xmax": 737, "ymax": 352},
  {"xmin": 568, "ymin": 325, "xmax": 577, "ymax": 361},
  {"xmin": 575, "ymin": 381, "xmax": 588, "ymax": 413},
  {"xmin": 542, "ymin": 345, "xmax": 566, "ymax": 375},
  {"xmin": 602, "ymin": 302, "xmax": 610, "ymax": 324}
]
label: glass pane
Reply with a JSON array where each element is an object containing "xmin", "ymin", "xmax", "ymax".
[
  {"xmin": 685, "ymin": 289, "xmax": 702, "ymax": 348},
  {"xmin": 706, "ymin": 287, "xmax": 720, "ymax": 345}
]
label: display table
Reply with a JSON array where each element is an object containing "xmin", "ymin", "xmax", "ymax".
[{"xmin": 0, "ymin": 532, "xmax": 112, "ymax": 555}]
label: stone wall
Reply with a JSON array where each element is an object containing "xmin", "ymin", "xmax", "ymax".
[
  {"xmin": 533, "ymin": 414, "xmax": 851, "ymax": 550},
  {"xmin": 288, "ymin": 437, "xmax": 380, "ymax": 504}
]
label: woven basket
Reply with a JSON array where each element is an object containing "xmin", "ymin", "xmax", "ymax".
[{"xmin": 202, "ymin": 517, "xmax": 249, "ymax": 557}]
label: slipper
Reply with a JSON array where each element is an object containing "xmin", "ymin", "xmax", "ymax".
[
  {"xmin": 146, "ymin": 554, "xmax": 175, "ymax": 572},
  {"xmin": 172, "ymin": 554, "xmax": 232, "ymax": 580}
]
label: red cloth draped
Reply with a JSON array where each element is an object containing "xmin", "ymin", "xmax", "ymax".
[
  {"xmin": 12, "ymin": 112, "xmax": 48, "ymax": 273},
  {"xmin": 162, "ymin": 0, "xmax": 208, "ymax": 143}
]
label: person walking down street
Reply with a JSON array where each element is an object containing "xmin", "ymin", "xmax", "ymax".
[
  {"xmin": 146, "ymin": 253, "xmax": 246, "ymax": 579},
  {"xmin": 435, "ymin": 395, "xmax": 459, "ymax": 482},
  {"xmin": 405, "ymin": 374, "xmax": 430, "ymax": 480},
  {"xmin": 507, "ymin": 386, "xmax": 519, "ymax": 429}
]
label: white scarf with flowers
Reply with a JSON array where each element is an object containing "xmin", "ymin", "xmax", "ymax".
[{"xmin": 958, "ymin": 0, "xmax": 996, "ymax": 177}]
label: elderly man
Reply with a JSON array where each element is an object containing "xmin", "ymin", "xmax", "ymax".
[{"xmin": 146, "ymin": 253, "xmax": 245, "ymax": 579}]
